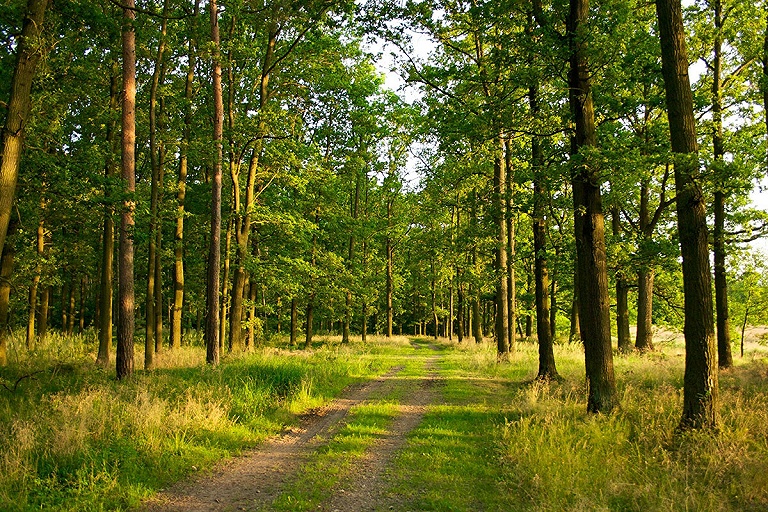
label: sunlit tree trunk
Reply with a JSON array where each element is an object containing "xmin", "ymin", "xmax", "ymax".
[
  {"xmin": 636, "ymin": 180, "xmax": 655, "ymax": 351},
  {"xmin": 116, "ymin": 0, "xmax": 137, "ymax": 380},
  {"xmin": 611, "ymin": 206, "xmax": 632, "ymax": 353},
  {"xmin": 205, "ymin": 0, "xmax": 223, "ymax": 365},
  {"xmin": 0, "ymin": 0, "xmax": 49, "ymax": 257},
  {"xmin": 505, "ymin": 139, "xmax": 516, "ymax": 353},
  {"xmin": 568, "ymin": 0, "xmax": 617, "ymax": 412},
  {"xmin": 656, "ymin": 0, "xmax": 718, "ymax": 429}
]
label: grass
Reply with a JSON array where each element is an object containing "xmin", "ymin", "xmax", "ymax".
[
  {"xmin": 0, "ymin": 330, "xmax": 400, "ymax": 511},
  {"xmin": 1, "ymin": 329, "xmax": 767, "ymax": 511}
]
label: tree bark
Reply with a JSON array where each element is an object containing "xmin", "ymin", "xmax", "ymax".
[
  {"xmin": 38, "ymin": 285, "xmax": 49, "ymax": 344},
  {"xmin": 205, "ymin": 0, "xmax": 223, "ymax": 365},
  {"xmin": 0, "ymin": 0, "xmax": 49, "ymax": 257},
  {"xmin": 505, "ymin": 139, "xmax": 516, "ymax": 353},
  {"xmin": 26, "ymin": 205, "xmax": 45, "ymax": 349},
  {"xmin": 97, "ymin": 62, "xmax": 120, "ymax": 365},
  {"xmin": 635, "ymin": 180, "xmax": 655, "ymax": 351},
  {"xmin": 568, "ymin": 0, "xmax": 617, "ymax": 412},
  {"xmin": 290, "ymin": 297, "xmax": 298, "ymax": 346},
  {"xmin": 531, "ymin": 84, "xmax": 557, "ymax": 378},
  {"xmin": 656, "ymin": 0, "xmax": 718, "ymax": 429},
  {"xmin": 116, "ymin": 0, "xmax": 137, "ymax": 380},
  {"xmin": 711, "ymin": 0, "xmax": 732, "ymax": 369},
  {"xmin": 171, "ymin": 0, "xmax": 199, "ymax": 350},
  {"xmin": 611, "ymin": 207, "xmax": 632, "ymax": 353},
  {"xmin": 0, "ymin": 222, "xmax": 15, "ymax": 366}
]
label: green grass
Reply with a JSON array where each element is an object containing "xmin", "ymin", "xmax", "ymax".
[
  {"xmin": 1, "ymin": 331, "xmax": 767, "ymax": 511},
  {"xmin": 0, "ymin": 331, "xmax": 401, "ymax": 511}
]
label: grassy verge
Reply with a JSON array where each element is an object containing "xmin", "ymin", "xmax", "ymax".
[
  {"xmin": 0, "ymin": 331, "xmax": 405, "ymax": 511},
  {"xmin": 385, "ymin": 340, "xmax": 768, "ymax": 512}
]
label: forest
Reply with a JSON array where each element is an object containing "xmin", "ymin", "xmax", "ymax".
[{"xmin": 1, "ymin": 0, "xmax": 768, "ymax": 509}]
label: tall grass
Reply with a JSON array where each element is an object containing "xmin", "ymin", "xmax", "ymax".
[
  {"xmin": 0, "ymin": 330, "xmax": 390, "ymax": 511},
  {"xmin": 442, "ymin": 339, "xmax": 768, "ymax": 511}
]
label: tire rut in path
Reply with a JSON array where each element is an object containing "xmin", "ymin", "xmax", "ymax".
[
  {"xmin": 138, "ymin": 365, "xmax": 405, "ymax": 512},
  {"xmin": 315, "ymin": 355, "xmax": 442, "ymax": 512}
]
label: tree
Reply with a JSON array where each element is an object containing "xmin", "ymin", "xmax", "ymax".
[
  {"xmin": 566, "ymin": 0, "xmax": 617, "ymax": 412},
  {"xmin": 0, "ymin": 0, "xmax": 50, "ymax": 258},
  {"xmin": 205, "ymin": 0, "xmax": 224, "ymax": 365},
  {"xmin": 655, "ymin": 0, "xmax": 718, "ymax": 429},
  {"xmin": 116, "ymin": 0, "xmax": 137, "ymax": 380}
]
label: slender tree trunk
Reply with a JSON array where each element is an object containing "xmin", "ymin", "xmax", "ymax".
[
  {"xmin": 290, "ymin": 297, "xmax": 298, "ymax": 346},
  {"xmin": 26, "ymin": 208, "xmax": 45, "ymax": 349},
  {"xmin": 568, "ymin": 0, "xmax": 617, "ymax": 412},
  {"xmin": 205, "ymin": 0, "xmax": 223, "ymax": 365},
  {"xmin": 711, "ymin": 0, "xmax": 732, "ymax": 369},
  {"xmin": 635, "ymin": 180, "xmax": 655, "ymax": 351},
  {"xmin": 78, "ymin": 277, "xmax": 86, "ymax": 333},
  {"xmin": 98, "ymin": 63, "xmax": 120, "ymax": 365},
  {"xmin": 38, "ymin": 285, "xmax": 49, "ymax": 344},
  {"xmin": 0, "ymin": 0, "xmax": 50, "ymax": 256},
  {"xmin": 172, "ymin": 1, "xmax": 198, "ymax": 350},
  {"xmin": 611, "ymin": 207, "xmax": 632, "ymax": 353},
  {"xmin": 550, "ymin": 276, "xmax": 558, "ymax": 340},
  {"xmin": 656, "ymin": 0, "xmax": 718, "ymax": 429},
  {"xmin": 470, "ymin": 191, "xmax": 483, "ymax": 343},
  {"xmin": 493, "ymin": 144, "xmax": 510, "ymax": 356},
  {"xmin": 344, "ymin": 170, "xmax": 361, "ymax": 344},
  {"xmin": 0, "ymin": 223, "xmax": 15, "ymax": 366},
  {"xmin": 531, "ymin": 84, "xmax": 557, "ymax": 378},
  {"xmin": 304, "ymin": 300, "xmax": 314, "ymax": 349},
  {"xmin": 386, "ymin": 236, "xmax": 394, "ymax": 338},
  {"xmin": 116, "ymin": 0, "xmax": 137, "ymax": 380},
  {"xmin": 220, "ymin": 216, "xmax": 232, "ymax": 351},
  {"xmin": 505, "ymin": 139, "xmax": 516, "ymax": 353}
]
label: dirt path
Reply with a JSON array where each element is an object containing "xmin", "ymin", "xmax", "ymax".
[
  {"xmin": 316, "ymin": 355, "xmax": 441, "ymax": 512},
  {"xmin": 139, "ymin": 364, "xmax": 407, "ymax": 512}
]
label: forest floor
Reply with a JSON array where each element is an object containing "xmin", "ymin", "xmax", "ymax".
[{"xmin": 139, "ymin": 340, "xmax": 443, "ymax": 512}]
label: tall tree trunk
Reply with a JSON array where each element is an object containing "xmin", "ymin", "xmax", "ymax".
[
  {"xmin": 344, "ymin": 170, "xmax": 361, "ymax": 344},
  {"xmin": 0, "ymin": 0, "xmax": 49, "ymax": 257},
  {"xmin": 493, "ymin": 143, "xmax": 510, "ymax": 356},
  {"xmin": 144, "ymin": 2, "xmax": 168, "ymax": 370},
  {"xmin": 531, "ymin": 83, "xmax": 557, "ymax": 379},
  {"xmin": 656, "ymin": 0, "xmax": 718, "ymax": 429},
  {"xmin": 611, "ymin": 206, "xmax": 632, "ymax": 352},
  {"xmin": 97, "ymin": 62, "xmax": 120, "ymax": 365},
  {"xmin": 116, "ymin": 0, "xmax": 137, "ymax": 380},
  {"xmin": 205, "ymin": 0, "xmax": 223, "ymax": 365},
  {"xmin": 505, "ymin": 139, "xmax": 516, "ymax": 353},
  {"xmin": 0, "ymin": 222, "xmax": 16, "ymax": 366},
  {"xmin": 470, "ymin": 191, "xmax": 483, "ymax": 343},
  {"xmin": 172, "ymin": 0, "xmax": 199, "ymax": 350},
  {"xmin": 711, "ymin": 0, "xmax": 732, "ymax": 369},
  {"xmin": 568, "ymin": 0, "xmax": 617, "ymax": 412}
]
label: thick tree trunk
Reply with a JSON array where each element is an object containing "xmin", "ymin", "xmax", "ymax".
[
  {"xmin": 116, "ymin": 0, "xmax": 137, "ymax": 380},
  {"xmin": 0, "ymin": 224, "xmax": 15, "ymax": 366},
  {"xmin": 205, "ymin": 0, "xmax": 223, "ymax": 365},
  {"xmin": 569, "ymin": 0, "xmax": 617, "ymax": 412},
  {"xmin": 656, "ymin": 0, "xmax": 718, "ymax": 429},
  {"xmin": 0, "ymin": 0, "xmax": 49, "ymax": 257}
]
